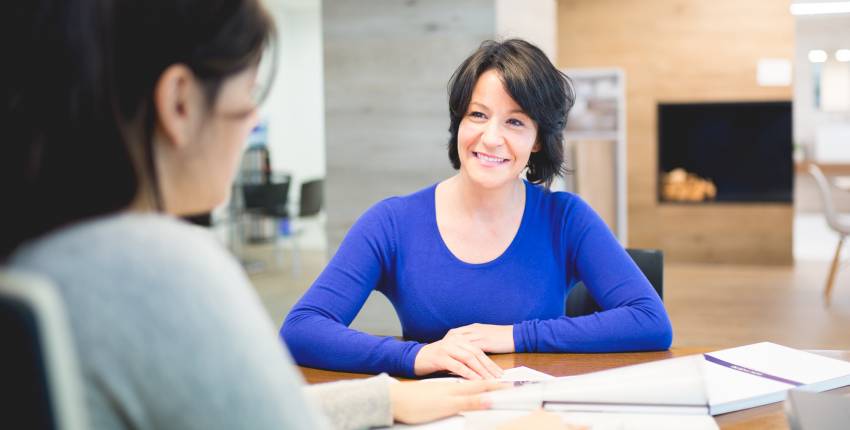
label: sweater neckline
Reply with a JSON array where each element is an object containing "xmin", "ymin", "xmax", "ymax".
[{"xmin": 429, "ymin": 180, "xmax": 532, "ymax": 268}]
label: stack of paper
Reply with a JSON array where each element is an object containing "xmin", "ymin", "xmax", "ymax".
[
  {"xmin": 486, "ymin": 355, "xmax": 709, "ymax": 414},
  {"xmin": 486, "ymin": 342, "xmax": 850, "ymax": 416},
  {"xmin": 391, "ymin": 342, "xmax": 850, "ymax": 429}
]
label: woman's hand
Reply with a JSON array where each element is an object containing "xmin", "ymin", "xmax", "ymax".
[
  {"xmin": 389, "ymin": 380, "xmax": 505, "ymax": 424},
  {"xmin": 450, "ymin": 323, "xmax": 515, "ymax": 354},
  {"xmin": 495, "ymin": 409, "xmax": 588, "ymax": 430},
  {"xmin": 414, "ymin": 331, "xmax": 504, "ymax": 379}
]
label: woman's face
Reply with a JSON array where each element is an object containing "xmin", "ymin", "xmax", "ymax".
[
  {"xmin": 159, "ymin": 66, "xmax": 260, "ymax": 216},
  {"xmin": 456, "ymin": 69, "xmax": 539, "ymax": 190}
]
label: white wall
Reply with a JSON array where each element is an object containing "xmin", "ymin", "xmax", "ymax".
[
  {"xmin": 495, "ymin": 0, "xmax": 557, "ymax": 62},
  {"xmin": 263, "ymin": 0, "xmax": 326, "ymax": 249},
  {"xmin": 794, "ymin": 14, "xmax": 850, "ymax": 158}
]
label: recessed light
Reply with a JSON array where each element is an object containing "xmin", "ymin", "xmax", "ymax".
[
  {"xmin": 809, "ymin": 49, "xmax": 828, "ymax": 63},
  {"xmin": 791, "ymin": 1, "xmax": 850, "ymax": 16}
]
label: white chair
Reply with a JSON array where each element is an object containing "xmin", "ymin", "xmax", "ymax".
[
  {"xmin": 0, "ymin": 270, "xmax": 89, "ymax": 430},
  {"xmin": 809, "ymin": 164, "xmax": 850, "ymax": 304}
]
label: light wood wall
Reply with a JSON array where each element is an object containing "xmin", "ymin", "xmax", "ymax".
[{"xmin": 557, "ymin": 0, "xmax": 795, "ymax": 264}]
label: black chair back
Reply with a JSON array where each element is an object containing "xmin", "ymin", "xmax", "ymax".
[
  {"xmin": 1, "ymin": 290, "xmax": 54, "ymax": 428},
  {"xmin": 299, "ymin": 179, "xmax": 324, "ymax": 217},
  {"xmin": 242, "ymin": 178, "xmax": 291, "ymax": 218},
  {"xmin": 565, "ymin": 248, "xmax": 664, "ymax": 317},
  {"xmin": 0, "ymin": 271, "xmax": 88, "ymax": 430}
]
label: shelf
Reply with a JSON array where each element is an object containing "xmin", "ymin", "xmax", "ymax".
[{"xmin": 562, "ymin": 67, "xmax": 627, "ymax": 244}]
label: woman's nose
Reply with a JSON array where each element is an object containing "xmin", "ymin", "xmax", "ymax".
[{"xmin": 480, "ymin": 120, "xmax": 504, "ymax": 147}]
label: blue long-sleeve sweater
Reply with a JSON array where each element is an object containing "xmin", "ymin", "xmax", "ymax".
[{"xmin": 282, "ymin": 180, "xmax": 672, "ymax": 377}]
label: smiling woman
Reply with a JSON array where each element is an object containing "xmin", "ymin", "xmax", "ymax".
[{"xmin": 282, "ymin": 39, "xmax": 673, "ymax": 380}]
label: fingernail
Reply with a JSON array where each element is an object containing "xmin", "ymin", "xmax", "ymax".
[{"xmin": 479, "ymin": 395, "xmax": 492, "ymax": 408}]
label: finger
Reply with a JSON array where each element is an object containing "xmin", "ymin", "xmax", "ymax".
[
  {"xmin": 443, "ymin": 356, "xmax": 482, "ymax": 380},
  {"xmin": 450, "ymin": 379, "xmax": 506, "ymax": 395},
  {"xmin": 457, "ymin": 342, "xmax": 503, "ymax": 379},
  {"xmin": 451, "ymin": 393, "xmax": 490, "ymax": 413},
  {"xmin": 451, "ymin": 344, "xmax": 497, "ymax": 380},
  {"xmin": 479, "ymin": 352, "xmax": 504, "ymax": 378}
]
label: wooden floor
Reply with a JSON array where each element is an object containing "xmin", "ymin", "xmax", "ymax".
[
  {"xmin": 248, "ymin": 246, "xmax": 850, "ymax": 350},
  {"xmin": 665, "ymin": 261, "xmax": 850, "ymax": 350}
]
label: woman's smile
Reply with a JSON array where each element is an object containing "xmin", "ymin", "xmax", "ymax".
[{"xmin": 472, "ymin": 151, "xmax": 510, "ymax": 166}]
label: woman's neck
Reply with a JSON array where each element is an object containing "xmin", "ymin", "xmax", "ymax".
[{"xmin": 448, "ymin": 173, "xmax": 525, "ymax": 222}]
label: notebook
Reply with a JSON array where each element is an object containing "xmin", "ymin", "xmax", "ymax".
[
  {"xmin": 485, "ymin": 342, "xmax": 850, "ymax": 416},
  {"xmin": 704, "ymin": 342, "xmax": 850, "ymax": 414}
]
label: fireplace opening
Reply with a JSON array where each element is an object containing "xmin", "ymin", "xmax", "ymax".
[{"xmin": 657, "ymin": 101, "xmax": 793, "ymax": 203}]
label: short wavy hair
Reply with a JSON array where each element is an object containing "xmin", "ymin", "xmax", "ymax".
[{"xmin": 446, "ymin": 39, "xmax": 575, "ymax": 188}]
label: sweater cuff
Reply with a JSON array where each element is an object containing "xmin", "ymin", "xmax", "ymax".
[
  {"xmin": 513, "ymin": 322, "xmax": 535, "ymax": 353},
  {"xmin": 400, "ymin": 341, "xmax": 425, "ymax": 377},
  {"xmin": 304, "ymin": 374, "xmax": 394, "ymax": 430}
]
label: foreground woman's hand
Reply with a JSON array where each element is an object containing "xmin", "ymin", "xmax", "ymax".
[
  {"xmin": 389, "ymin": 380, "xmax": 505, "ymax": 424},
  {"xmin": 414, "ymin": 330, "xmax": 505, "ymax": 379},
  {"xmin": 495, "ymin": 409, "xmax": 589, "ymax": 430}
]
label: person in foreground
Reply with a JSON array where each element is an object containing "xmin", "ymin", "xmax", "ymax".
[
  {"xmin": 0, "ymin": 0, "xmax": 568, "ymax": 428},
  {"xmin": 282, "ymin": 39, "xmax": 673, "ymax": 380}
]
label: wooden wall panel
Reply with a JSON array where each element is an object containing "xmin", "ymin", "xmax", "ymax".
[{"xmin": 557, "ymin": 0, "xmax": 795, "ymax": 264}]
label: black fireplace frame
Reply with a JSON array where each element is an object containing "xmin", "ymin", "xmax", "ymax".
[{"xmin": 657, "ymin": 101, "xmax": 793, "ymax": 204}]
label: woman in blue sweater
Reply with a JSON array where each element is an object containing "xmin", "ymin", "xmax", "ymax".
[{"xmin": 282, "ymin": 39, "xmax": 672, "ymax": 380}]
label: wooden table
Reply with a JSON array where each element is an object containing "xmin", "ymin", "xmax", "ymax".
[{"xmin": 299, "ymin": 347, "xmax": 850, "ymax": 430}]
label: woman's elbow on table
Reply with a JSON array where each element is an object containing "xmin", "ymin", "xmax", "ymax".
[{"xmin": 647, "ymin": 306, "xmax": 674, "ymax": 350}]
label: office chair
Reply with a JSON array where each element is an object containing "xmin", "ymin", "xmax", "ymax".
[
  {"xmin": 238, "ymin": 178, "xmax": 292, "ymax": 273},
  {"xmin": 283, "ymin": 179, "xmax": 325, "ymax": 276},
  {"xmin": 566, "ymin": 248, "xmax": 664, "ymax": 317},
  {"xmin": 242, "ymin": 180, "xmax": 291, "ymax": 221},
  {"xmin": 298, "ymin": 179, "xmax": 324, "ymax": 218},
  {"xmin": 809, "ymin": 163, "xmax": 850, "ymax": 305},
  {"xmin": 0, "ymin": 270, "xmax": 88, "ymax": 430}
]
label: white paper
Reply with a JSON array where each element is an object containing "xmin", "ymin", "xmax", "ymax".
[
  {"xmin": 387, "ymin": 364, "xmax": 718, "ymax": 429},
  {"xmin": 485, "ymin": 355, "xmax": 708, "ymax": 412},
  {"xmin": 388, "ymin": 411, "xmax": 718, "ymax": 430},
  {"xmin": 499, "ymin": 365, "xmax": 555, "ymax": 382},
  {"xmin": 417, "ymin": 365, "xmax": 554, "ymax": 384}
]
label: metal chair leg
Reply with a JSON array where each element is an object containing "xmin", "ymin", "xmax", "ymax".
[{"xmin": 825, "ymin": 235, "xmax": 845, "ymax": 305}]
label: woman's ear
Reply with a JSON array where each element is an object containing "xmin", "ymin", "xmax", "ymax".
[
  {"xmin": 153, "ymin": 64, "xmax": 202, "ymax": 149},
  {"xmin": 531, "ymin": 141, "xmax": 542, "ymax": 153}
]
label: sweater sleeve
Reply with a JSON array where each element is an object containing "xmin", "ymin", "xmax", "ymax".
[
  {"xmin": 303, "ymin": 374, "xmax": 394, "ymax": 430},
  {"xmin": 281, "ymin": 200, "xmax": 424, "ymax": 377},
  {"xmin": 513, "ymin": 196, "xmax": 673, "ymax": 353}
]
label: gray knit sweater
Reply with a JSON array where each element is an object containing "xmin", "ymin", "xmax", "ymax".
[{"xmin": 9, "ymin": 213, "xmax": 393, "ymax": 430}]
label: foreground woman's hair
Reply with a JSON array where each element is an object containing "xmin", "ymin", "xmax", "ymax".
[{"xmin": 0, "ymin": 0, "xmax": 274, "ymax": 258}]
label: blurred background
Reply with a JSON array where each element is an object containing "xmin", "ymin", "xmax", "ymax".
[{"xmin": 217, "ymin": 0, "xmax": 850, "ymax": 350}]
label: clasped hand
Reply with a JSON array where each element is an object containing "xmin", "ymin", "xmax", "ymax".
[{"xmin": 413, "ymin": 323, "xmax": 514, "ymax": 379}]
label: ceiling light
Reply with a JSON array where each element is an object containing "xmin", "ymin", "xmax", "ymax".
[
  {"xmin": 809, "ymin": 49, "xmax": 828, "ymax": 63},
  {"xmin": 836, "ymin": 49, "xmax": 850, "ymax": 62},
  {"xmin": 790, "ymin": 1, "xmax": 850, "ymax": 15}
]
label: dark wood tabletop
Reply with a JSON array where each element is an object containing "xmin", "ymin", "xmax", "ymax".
[{"xmin": 299, "ymin": 347, "xmax": 850, "ymax": 430}]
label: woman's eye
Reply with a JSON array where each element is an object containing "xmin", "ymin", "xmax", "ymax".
[
  {"xmin": 507, "ymin": 118, "xmax": 525, "ymax": 127},
  {"xmin": 469, "ymin": 111, "xmax": 486, "ymax": 119}
]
